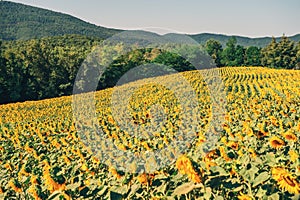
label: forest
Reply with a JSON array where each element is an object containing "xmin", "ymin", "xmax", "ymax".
[{"xmin": 0, "ymin": 34, "xmax": 300, "ymax": 104}]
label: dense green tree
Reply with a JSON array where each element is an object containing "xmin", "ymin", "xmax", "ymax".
[
  {"xmin": 261, "ymin": 37, "xmax": 278, "ymax": 68},
  {"xmin": 0, "ymin": 40, "xmax": 7, "ymax": 103},
  {"xmin": 277, "ymin": 35, "xmax": 297, "ymax": 69},
  {"xmin": 296, "ymin": 42, "xmax": 300, "ymax": 69},
  {"xmin": 261, "ymin": 35, "xmax": 297, "ymax": 69},
  {"xmin": 245, "ymin": 46, "xmax": 261, "ymax": 66},
  {"xmin": 235, "ymin": 45, "xmax": 245, "ymax": 66},
  {"xmin": 1, "ymin": 35, "xmax": 97, "ymax": 103},
  {"xmin": 221, "ymin": 37, "xmax": 237, "ymax": 66},
  {"xmin": 152, "ymin": 51, "xmax": 193, "ymax": 72},
  {"xmin": 221, "ymin": 37, "xmax": 245, "ymax": 66},
  {"xmin": 205, "ymin": 39, "xmax": 223, "ymax": 67}
]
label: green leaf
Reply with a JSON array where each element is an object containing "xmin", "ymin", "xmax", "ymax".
[
  {"xmin": 239, "ymin": 154, "xmax": 250, "ymax": 166},
  {"xmin": 172, "ymin": 182, "xmax": 195, "ymax": 196},
  {"xmin": 127, "ymin": 183, "xmax": 140, "ymax": 198},
  {"xmin": 252, "ymin": 172, "xmax": 270, "ymax": 187},
  {"xmin": 267, "ymin": 193, "xmax": 280, "ymax": 200},
  {"xmin": 215, "ymin": 196, "xmax": 224, "ymax": 200},
  {"xmin": 210, "ymin": 166, "xmax": 228, "ymax": 176},
  {"xmin": 255, "ymin": 187, "xmax": 267, "ymax": 198},
  {"xmin": 248, "ymin": 166, "xmax": 259, "ymax": 182},
  {"xmin": 265, "ymin": 153, "xmax": 276, "ymax": 166},
  {"xmin": 154, "ymin": 181, "xmax": 167, "ymax": 194},
  {"xmin": 110, "ymin": 185, "xmax": 129, "ymax": 196},
  {"xmin": 66, "ymin": 182, "xmax": 81, "ymax": 191},
  {"xmin": 97, "ymin": 185, "xmax": 109, "ymax": 196},
  {"xmin": 203, "ymin": 187, "xmax": 212, "ymax": 199}
]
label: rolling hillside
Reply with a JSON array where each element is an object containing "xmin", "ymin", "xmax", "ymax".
[
  {"xmin": 0, "ymin": 1, "xmax": 121, "ymax": 40},
  {"xmin": 1, "ymin": 1, "xmax": 300, "ymax": 47}
]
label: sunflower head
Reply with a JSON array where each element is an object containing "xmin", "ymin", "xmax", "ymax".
[
  {"xmin": 269, "ymin": 136, "xmax": 285, "ymax": 149},
  {"xmin": 282, "ymin": 131, "xmax": 297, "ymax": 142},
  {"xmin": 272, "ymin": 167, "xmax": 289, "ymax": 181},
  {"xmin": 277, "ymin": 174, "xmax": 300, "ymax": 194},
  {"xmin": 227, "ymin": 141, "xmax": 239, "ymax": 150},
  {"xmin": 137, "ymin": 173, "xmax": 148, "ymax": 185},
  {"xmin": 272, "ymin": 167, "xmax": 300, "ymax": 194}
]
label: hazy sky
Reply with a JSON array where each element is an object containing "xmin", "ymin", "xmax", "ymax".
[{"xmin": 9, "ymin": 0, "xmax": 300, "ymax": 37}]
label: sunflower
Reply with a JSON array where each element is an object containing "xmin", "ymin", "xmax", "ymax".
[
  {"xmin": 272, "ymin": 167, "xmax": 289, "ymax": 181},
  {"xmin": 248, "ymin": 148, "xmax": 256, "ymax": 158},
  {"xmin": 237, "ymin": 192, "xmax": 252, "ymax": 200},
  {"xmin": 277, "ymin": 174, "xmax": 300, "ymax": 194},
  {"xmin": 288, "ymin": 150, "xmax": 299, "ymax": 162},
  {"xmin": 219, "ymin": 146, "xmax": 231, "ymax": 161},
  {"xmin": 80, "ymin": 163, "xmax": 89, "ymax": 172},
  {"xmin": 272, "ymin": 167, "xmax": 300, "ymax": 194},
  {"xmin": 269, "ymin": 136, "xmax": 285, "ymax": 149},
  {"xmin": 204, "ymin": 160, "xmax": 217, "ymax": 171},
  {"xmin": 205, "ymin": 149, "xmax": 219, "ymax": 161},
  {"xmin": 43, "ymin": 164, "xmax": 65, "ymax": 192},
  {"xmin": 176, "ymin": 155, "xmax": 201, "ymax": 183},
  {"xmin": 256, "ymin": 130, "xmax": 268, "ymax": 139},
  {"xmin": 109, "ymin": 167, "xmax": 122, "ymax": 179},
  {"xmin": 282, "ymin": 131, "xmax": 297, "ymax": 142},
  {"xmin": 8, "ymin": 179, "xmax": 22, "ymax": 193},
  {"xmin": 137, "ymin": 173, "xmax": 148, "ymax": 185},
  {"xmin": 227, "ymin": 141, "xmax": 239, "ymax": 150},
  {"xmin": 27, "ymin": 185, "xmax": 41, "ymax": 200}
]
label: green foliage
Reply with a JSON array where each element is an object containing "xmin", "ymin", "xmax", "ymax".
[
  {"xmin": 261, "ymin": 36, "xmax": 297, "ymax": 69},
  {"xmin": 221, "ymin": 37, "xmax": 245, "ymax": 66},
  {"xmin": 296, "ymin": 42, "xmax": 300, "ymax": 69},
  {"xmin": 205, "ymin": 39, "xmax": 223, "ymax": 67},
  {"xmin": 0, "ymin": 40, "xmax": 7, "ymax": 99},
  {"xmin": 98, "ymin": 46, "xmax": 198, "ymax": 90},
  {"xmin": 0, "ymin": 35, "xmax": 100, "ymax": 104},
  {"xmin": 245, "ymin": 46, "xmax": 262, "ymax": 66},
  {"xmin": 1, "ymin": 38, "xmax": 205, "ymax": 104},
  {"xmin": 190, "ymin": 33, "xmax": 300, "ymax": 48}
]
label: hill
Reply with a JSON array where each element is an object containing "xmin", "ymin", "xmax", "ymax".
[
  {"xmin": 0, "ymin": 1, "xmax": 121, "ymax": 40},
  {"xmin": 1, "ymin": 1, "xmax": 300, "ymax": 47},
  {"xmin": 189, "ymin": 32, "xmax": 300, "ymax": 47}
]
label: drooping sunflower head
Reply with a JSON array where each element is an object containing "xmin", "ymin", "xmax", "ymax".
[
  {"xmin": 271, "ymin": 167, "xmax": 289, "ymax": 181},
  {"xmin": 282, "ymin": 131, "xmax": 297, "ymax": 142},
  {"xmin": 269, "ymin": 136, "xmax": 285, "ymax": 149},
  {"xmin": 271, "ymin": 167, "xmax": 300, "ymax": 194},
  {"xmin": 277, "ymin": 174, "xmax": 300, "ymax": 194}
]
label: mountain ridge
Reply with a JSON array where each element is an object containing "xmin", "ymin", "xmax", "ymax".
[
  {"xmin": 1, "ymin": 1, "xmax": 299, "ymax": 47},
  {"xmin": 0, "ymin": 1, "xmax": 122, "ymax": 40}
]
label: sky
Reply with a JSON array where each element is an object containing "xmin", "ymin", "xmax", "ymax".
[{"xmin": 9, "ymin": 0, "xmax": 300, "ymax": 37}]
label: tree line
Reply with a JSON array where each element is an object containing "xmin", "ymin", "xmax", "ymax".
[
  {"xmin": 205, "ymin": 35, "xmax": 300, "ymax": 69},
  {"xmin": 0, "ymin": 34, "xmax": 300, "ymax": 104}
]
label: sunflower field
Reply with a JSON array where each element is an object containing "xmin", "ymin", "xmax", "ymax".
[{"xmin": 0, "ymin": 67, "xmax": 299, "ymax": 199}]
